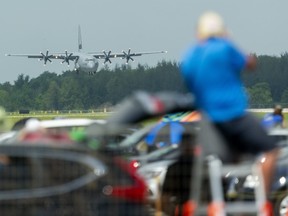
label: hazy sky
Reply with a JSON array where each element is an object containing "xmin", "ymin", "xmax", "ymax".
[{"xmin": 1, "ymin": 0, "xmax": 288, "ymax": 83}]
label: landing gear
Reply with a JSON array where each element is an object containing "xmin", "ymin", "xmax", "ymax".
[{"xmin": 87, "ymin": 71, "xmax": 97, "ymax": 75}]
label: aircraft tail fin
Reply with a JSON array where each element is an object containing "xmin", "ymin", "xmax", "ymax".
[{"xmin": 78, "ymin": 25, "xmax": 83, "ymax": 52}]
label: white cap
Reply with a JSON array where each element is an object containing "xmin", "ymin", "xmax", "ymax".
[{"xmin": 197, "ymin": 11, "xmax": 226, "ymax": 40}]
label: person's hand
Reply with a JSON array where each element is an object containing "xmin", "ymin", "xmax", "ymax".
[{"xmin": 246, "ymin": 54, "xmax": 257, "ymax": 70}]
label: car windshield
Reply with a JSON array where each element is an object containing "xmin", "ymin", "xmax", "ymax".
[
  {"xmin": 92, "ymin": 121, "xmax": 199, "ymax": 159},
  {"xmin": 118, "ymin": 124, "xmax": 156, "ymax": 148},
  {"xmin": 141, "ymin": 145, "xmax": 179, "ymax": 162}
]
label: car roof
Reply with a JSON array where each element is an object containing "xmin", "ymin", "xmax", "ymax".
[{"xmin": 39, "ymin": 118, "xmax": 106, "ymax": 129}]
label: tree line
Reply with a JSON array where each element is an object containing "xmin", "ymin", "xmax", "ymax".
[{"xmin": 0, "ymin": 54, "xmax": 288, "ymax": 112}]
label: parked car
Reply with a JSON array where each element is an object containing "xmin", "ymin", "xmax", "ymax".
[
  {"xmin": 136, "ymin": 125, "xmax": 288, "ymax": 215},
  {"xmin": 0, "ymin": 92, "xmax": 203, "ymax": 216},
  {"xmin": 2, "ymin": 118, "xmax": 106, "ymax": 144},
  {"xmin": 0, "ymin": 141, "xmax": 149, "ymax": 216},
  {"xmin": 84, "ymin": 121, "xmax": 185, "ymax": 201},
  {"xmin": 228, "ymin": 127, "xmax": 288, "ymax": 216},
  {"xmin": 137, "ymin": 155, "xmax": 176, "ymax": 204}
]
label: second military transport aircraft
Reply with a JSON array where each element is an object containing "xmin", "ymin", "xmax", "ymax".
[{"xmin": 6, "ymin": 26, "xmax": 167, "ymax": 75}]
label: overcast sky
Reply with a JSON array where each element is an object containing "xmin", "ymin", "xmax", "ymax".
[{"xmin": 0, "ymin": 0, "xmax": 288, "ymax": 84}]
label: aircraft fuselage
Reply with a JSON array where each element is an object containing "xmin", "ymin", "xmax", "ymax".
[{"xmin": 74, "ymin": 52, "xmax": 99, "ymax": 73}]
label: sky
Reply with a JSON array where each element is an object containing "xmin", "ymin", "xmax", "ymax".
[{"xmin": 0, "ymin": 0, "xmax": 288, "ymax": 84}]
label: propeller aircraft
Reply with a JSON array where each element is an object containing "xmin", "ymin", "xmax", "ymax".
[{"xmin": 6, "ymin": 26, "xmax": 167, "ymax": 75}]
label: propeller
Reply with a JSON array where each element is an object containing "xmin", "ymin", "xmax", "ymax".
[
  {"xmin": 61, "ymin": 50, "xmax": 74, "ymax": 66},
  {"xmin": 39, "ymin": 50, "xmax": 53, "ymax": 65},
  {"xmin": 122, "ymin": 48, "xmax": 134, "ymax": 64},
  {"xmin": 103, "ymin": 50, "xmax": 112, "ymax": 64}
]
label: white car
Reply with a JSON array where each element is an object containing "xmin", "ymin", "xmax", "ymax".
[
  {"xmin": 136, "ymin": 145, "xmax": 180, "ymax": 206},
  {"xmin": 3, "ymin": 118, "xmax": 106, "ymax": 144},
  {"xmin": 39, "ymin": 118, "xmax": 106, "ymax": 131},
  {"xmin": 137, "ymin": 159, "xmax": 175, "ymax": 205}
]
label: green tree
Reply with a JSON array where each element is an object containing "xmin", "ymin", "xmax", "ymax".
[
  {"xmin": 43, "ymin": 81, "xmax": 61, "ymax": 110},
  {"xmin": 0, "ymin": 90, "xmax": 9, "ymax": 110},
  {"xmin": 247, "ymin": 82, "xmax": 273, "ymax": 108},
  {"xmin": 280, "ymin": 89, "xmax": 288, "ymax": 105},
  {"xmin": 2, "ymin": 58, "xmax": 288, "ymax": 111}
]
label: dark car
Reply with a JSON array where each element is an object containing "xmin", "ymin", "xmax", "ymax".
[
  {"xmin": 133, "ymin": 122, "xmax": 288, "ymax": 216},
  {"xmin": 0, "ymin": 142, "xmax": 149, "ymax": 216},
  {"xmin": 83, "ymin": 91, "xmax": 288, "ymax": 216},
  {"xmin": 230, "ymin": 149, "xmax": 288, "ymax": 216},
  {"xmin": 221, "ymin": 127, "xmax": 288, "ymax": 216}
]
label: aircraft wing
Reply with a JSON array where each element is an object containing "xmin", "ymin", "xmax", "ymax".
[
  {"xmin": 93, "ymin": 49, "xmax": 167, "ymax": 64},
  {"xmin": 5, "ymin": 53, "xmax": 54, "ymax": 59},
  {"xmin": 5, "ymin": 51, "xmax": 79, "ymax": 65}
]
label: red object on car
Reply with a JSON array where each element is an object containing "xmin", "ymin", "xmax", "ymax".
[{"xmin": 111, "ymin": 157, "xmax": 147, "ymax": 202}]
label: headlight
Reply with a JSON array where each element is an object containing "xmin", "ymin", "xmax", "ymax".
[{"xmin": 279, "ymin": 176, "xmax": 287, "ymax": 186}]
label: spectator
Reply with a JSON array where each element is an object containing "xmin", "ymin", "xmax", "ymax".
[
  {"xmin": 180, "ymin": 11, "xmax": 279, "ymax": 215},
  {"xmin": 262, "ymin": 105, "xmax": 285, "ymax": 129}
]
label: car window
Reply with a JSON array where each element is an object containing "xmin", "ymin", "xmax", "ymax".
[
  {"xmin": 141, "ymin": 145, "xmax": 178, "ymax": 162},
  {"xmin": 35, "ymin": 157, "xmax": 93, "ymax": 187},
  {"xmin": 0, "ymin": 145, "xmax": 106, "ymax": 199},
  {"xmin": 119, "ymin": 124, "xmax": 155, "ymax": 148},
  {"xmin": 144, "ymin": 122, "xmax": 199, "ymax": 153},
  {"xmin": 0, "ymin": 156, "xmax": 33, "ymax": 190},
  {"xmin": 108, "ymin": 121, "xmax": 199, "ymax": 159}
]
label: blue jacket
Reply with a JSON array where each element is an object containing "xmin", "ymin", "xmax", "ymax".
[{"xmin": 181, "ymin": 37, "xmax": 248, "ymax": 122}]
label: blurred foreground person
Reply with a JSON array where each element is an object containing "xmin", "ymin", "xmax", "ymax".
[
  {"xmin": 180, "ymin": 11, "xmax": 279, "ymax": 215},
  {"xmin": 262, "ymin": 105, "xmax": 285, "ymax": 129}
]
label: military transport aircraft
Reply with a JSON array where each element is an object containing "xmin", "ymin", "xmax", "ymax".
[{"xmin": 5, "ymin": 26, "xmax": 167, "ymax": 75}]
